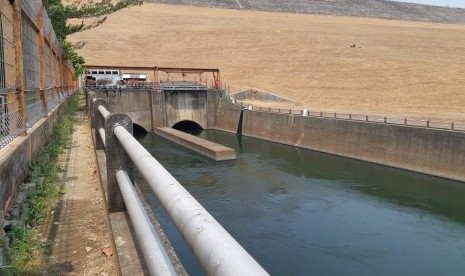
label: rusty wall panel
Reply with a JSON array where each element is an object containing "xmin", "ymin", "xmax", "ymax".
[
  {"xmin": 22, "ymin": 17, "xmax": 40, "ymax": 91},
  {"xmin": 0, "ymin": 1, "xmax": 15, "ymax": 91},
  {"xmin": 21, "ymin": 0, "xmax": 41, "ymax": 27}
]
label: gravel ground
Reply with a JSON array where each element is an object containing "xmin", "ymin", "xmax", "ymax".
[{"xmin": 145, "ymin": 0, "xmax": 465, "ymax": 24}]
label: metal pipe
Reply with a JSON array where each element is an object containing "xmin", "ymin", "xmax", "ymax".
[
  {"xmin": 98, "ymin": 105, "xmax": 111, "ymax": 119},
  {"xmin": 116, "ymin": 170, "xmax": 176, "ymax": 276},
  {"xmin": 113, "ymin": 126, "xmax": 269, "ymax": 276},
  {"xmin": 98, "ymin": 128, "xmax": 106, "ymax": 148}
]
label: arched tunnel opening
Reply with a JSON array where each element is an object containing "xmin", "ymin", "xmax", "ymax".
[
  {"xmin": 133, "ymin": 123, "xmax": 148, "ymax": 138},
  {"xmin": 172, "ymin": 120, "xmax": 203, "ymax": 135}
]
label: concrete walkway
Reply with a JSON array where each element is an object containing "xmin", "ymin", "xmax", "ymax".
[{"xmin": 36, "ymin": 110, "xmax": 117, "ymax": 275}]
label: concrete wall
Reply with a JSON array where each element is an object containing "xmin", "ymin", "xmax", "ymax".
[
  {"xmin": 96, "ymin": 90, "xmax": 153, "ymax": 131},
  {"xmin": 240, "ymin": 109, "xmax": 465, "ymax": 182},
  {"xmin": 88, "ymin": 91, "xmax": 465, "ymax": 182},
  {"xmin": 214, "ymin": 99, "xmax": 243, "ymax": 133},
  {"xmin": 206, "ymin": 90, "xmax": 220, "ymax": 129},
  {"xmin": 94, "ymin": 89, "xmax": 222, "ymax": 131},
  {"xmin": 152, "ymin": 92, "xmax": 167, "ymax": 129},
  {"xmin": 164, "ymin": 90, "xmax": 208, "ymax": 128},
  {"xmin": 0, "ymin": 100, "xmax": 68, "ymax": 214}
]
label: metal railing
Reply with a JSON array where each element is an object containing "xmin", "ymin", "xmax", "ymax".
[
  {"xmin": 86, "ymin": 84, "xmax": 155, "ymax": 90},
  {"xmin": 85, "ymin": 84, "xmax": 209, "ymax": 91},
  {"xmin": 88, "ymin": 92, "xmax": 268, "ymax": 276},
  {"xmin": 235, "ymin": 100, "xmax": 465, "ymax": 132}
]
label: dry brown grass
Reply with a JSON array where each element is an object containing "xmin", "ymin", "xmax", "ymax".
[{"xmin": 69, "ymin": 3, "xmax": 465, "ymax": 121}]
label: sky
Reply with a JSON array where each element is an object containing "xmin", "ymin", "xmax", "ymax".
[{"xmin": 392, "ymin": 0, "xmax": 465, "ymax": 8}]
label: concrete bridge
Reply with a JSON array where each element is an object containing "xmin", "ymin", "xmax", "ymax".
[{"xmin": 84, "ymin": 65, "xmax": 224, "ymax": 133}]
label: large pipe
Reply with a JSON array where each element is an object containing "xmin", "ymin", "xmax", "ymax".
[
  {"xmin": 113, "ymin": 125, "xmax": 269, "ymax": 276},
  {"xmin": 98, "ymin": 128, "xmax": 106, "ymax": 148},
  {"xmin": 116, "ymin": 170, "xmax": 176, "ymax": 276},
  {"xmin": 98, "ymin": 105, "xmax": 110, "ymax": 119}
]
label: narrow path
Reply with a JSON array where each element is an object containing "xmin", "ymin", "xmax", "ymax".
[{"xmin": 36, "ymin": 107, "xmax": 117, "ymax": 275}]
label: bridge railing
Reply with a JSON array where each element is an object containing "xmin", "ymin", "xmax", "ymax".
[
  {"xmin": 85, "ymin": 84, "xmax": 210, "ymax": 92},
  {"xmin": 233, "ymin": 100, "xmax": 465, "ymax": 132},
  {"xmin": 88, "ymin": 91, "xmax": 268, "ymax": 276}
]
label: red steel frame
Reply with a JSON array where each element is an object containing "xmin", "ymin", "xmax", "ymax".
[{"xmin": 83, "ymin": 65, "xmax": 221, "ymax": 90}]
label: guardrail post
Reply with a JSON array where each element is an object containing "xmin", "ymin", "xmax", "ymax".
[
  {"xmin": 427, "ymin": 120, "xmax": 430, "ymax": 127},
  {"xmin": 349, "ymin": 114, "xmax": 352, "ymax": 120},
  {"xmin": 334, "ymin": 113, "xmax": 337, "ymax": 118},
  {"xmin": 105, "ymin": 113, "xmax": 134, "ymax": 213},
  {"xmin": 366, "ymin": 115, "xmax": 368, "ymax": 121},
  {"xmin": 384, "ymin": 117, "xmax": 387, "ymax": 123},
  {"xmin": 93, "ymin": 99, "xmax": 109, "ymax": 150},
  {"xmin": 404, "ymin": 118, "xmax": 407, "ymax": 125},
  {"xmin": 452, "ymin": 123, "xmax": 454, "ymax": 130}
]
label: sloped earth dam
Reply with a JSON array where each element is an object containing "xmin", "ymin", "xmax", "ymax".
[{"xmin": 136, "ymin": 130, "xmax": 465, "ymax": 276}]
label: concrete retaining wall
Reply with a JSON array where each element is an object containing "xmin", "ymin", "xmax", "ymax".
[
  {"xmin": 164, "ymin": 90, "xmax": 208, "ymax": 128},
  {"xmin": 239, "ymin": 108, "xmax": 465, "ymax": 182},
  {"xmin": 94, "ymin": 89, "xmax": 221, "ymax": 131},
  {"xmin": 96, "ymin": 90, "xmax": 153, "ymax": 131},
  {"xmin": 0, "ymin": 100, "xmax": 69, "ymax": 214},
  {"xmin": 215, "ymin": 99, "xmax": 243, "ymax": 133},
  {"xmin": 88, "ymin": 90, "xmax": 465, "ymax": 182},
  {"xmin": 206, "ymin": 90, "xmax": 220, "ymax": 129}
]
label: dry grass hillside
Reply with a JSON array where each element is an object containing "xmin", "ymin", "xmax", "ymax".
[{"xmin": 69, "ymin": 3, "xmax": 465, "ymax": 121}]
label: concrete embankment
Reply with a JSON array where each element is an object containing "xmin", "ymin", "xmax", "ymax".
[
  {"xmin": 215, "ymin": 99, "xmax": 243, "ymax": 133},
  {"xmin": 155, "ymin": 127, "xmax": 236, "ymax": 161},
  {"xmin": 0, "ymin": 101, "xmax": 68, "ymax": 213},
  {"xmin": 215, "ymin": 100, "xmax": 465, "ymax": 182}
]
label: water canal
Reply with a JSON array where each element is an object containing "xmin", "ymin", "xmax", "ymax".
[{"xmin": 136, "ymin": 130, "xmax": 465, "ymax": 276}]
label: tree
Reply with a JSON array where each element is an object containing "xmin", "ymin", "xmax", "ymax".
[
  {"xmin": 43, "ymin": 0, "xmax": 142, "ymax": 76},
  {"xmin": 59, "ymin": 40, "xmax": 85, "ymax": 76}
]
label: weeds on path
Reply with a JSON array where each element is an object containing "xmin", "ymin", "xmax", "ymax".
[{"xmin": 1, "ymin": 94, "xmax": 79, "ymax": 275}]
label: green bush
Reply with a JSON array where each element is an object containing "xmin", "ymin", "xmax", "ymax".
[{"xmin": 0, "ymin": 94, "xmax": 79, "ymax": 275}]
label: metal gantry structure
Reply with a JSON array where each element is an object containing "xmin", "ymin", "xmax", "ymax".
[{"xmin": 83, "ymin": 65, "xmax": 222, "ymax": 91}]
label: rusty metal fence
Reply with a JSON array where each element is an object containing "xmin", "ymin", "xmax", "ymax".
[
  {"xmin": 0, "ymin": 0, "xmax": 77, "ymax": 149},
  {"xmin": 0, "ymin": 92, "xmax": 26, "ymax": 148}
]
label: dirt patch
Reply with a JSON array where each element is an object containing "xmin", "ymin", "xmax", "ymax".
[
  {"xmin": 69, "ymin": 3, "xmax": 465, "ymax": 122},
  {"xmin": 33, "ymin": 103, "xmax": 117, "ymax": 275}
]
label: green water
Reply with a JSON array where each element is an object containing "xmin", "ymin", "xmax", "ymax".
[{"xmin": 136, "ymin": 130, "xmax": 465, "ymax": 276}]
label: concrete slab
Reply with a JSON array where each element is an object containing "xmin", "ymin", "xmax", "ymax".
[
  {"xmin": 155, "ymin": 127, "xmax": 236, "ymax": 161},
  {"xmin": 109, "ymin": 212, "xmax": 148, "ymax": 276}
]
